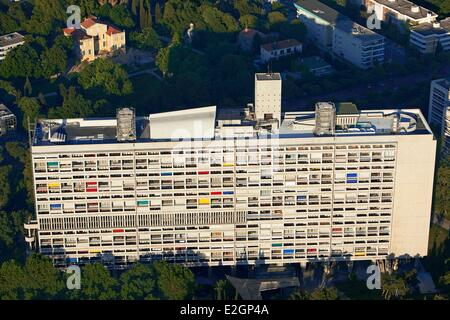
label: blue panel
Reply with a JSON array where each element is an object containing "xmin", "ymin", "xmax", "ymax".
[
  {"xmin": 223, "ymin": 191, "xmax": 234, "ymax": 195},
  {"xmin": 50, "ymin": 204, "xmax": 62, "ymax": 209},
  {"xmin": 346, "ymin": 173, "xmax": 357, "ymax": 178},
  {"xmin": 161, "ymin": 172, "xmax": 172, "ymax": 176},
  {"xmin": 283, "ymin": 249, "xmax": 294, "ymax": 254},
  {"xmin": 347, "ymin": 180, "xmax": 358, "ymax": 184},
  {"xmin": 297, "ymin": 195, "xmax": 307, "ymax": 200}
]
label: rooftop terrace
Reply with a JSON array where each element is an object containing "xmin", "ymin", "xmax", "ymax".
[
  {"xmin": 0, "ymin": 32, "xmax": 25, "ymax": 48},
  {"xmin": 32, "ymin": 105, "xmax": 432, "ymax": 147}
]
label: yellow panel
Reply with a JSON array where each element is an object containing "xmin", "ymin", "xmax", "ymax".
[
  {"xmin": 223, "ymin": 163, "xmax": 234, "ymax": 167},
  {"xmin": 199, "ymin": 198, "xmax": 210, "ymax": 205},
  {"xmin": 48, "ymin": 183, "xmax": 60, "ymax": 188},
  {"xmin": 90, "ymin": 250, "xmax": 101, "ymax": 254},
  {"xmin": 354, "ymin": 252, "xmax": 365, "ymax": 256}
]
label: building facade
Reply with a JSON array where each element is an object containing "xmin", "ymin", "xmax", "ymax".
[
  {"xmin": 0, "ymin": 32, "xmax": 25, "ymax": 61},
  {"xmin": 410, "ymin": 18, "xmax": 450, "ymax": 54},
  {"xmin": 428, "ymin": 78, "xmax": 450, "ymax": 158},
  {"xmin": 295, "ymin": 0, "xmax": 385, "ymax": 69},
  {"xmin": 26, "ymin": 74, "xmax": 436, "ymax": 268},
  {"xmin": 64, "ymin": 16, "xmax": 126, "ymax": 62}
]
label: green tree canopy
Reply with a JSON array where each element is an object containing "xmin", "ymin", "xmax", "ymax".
[
  {"xmin": 78, "ymin": 59, "xmax": 133, "ymax": 96},
  {"xmin": 153, "ymin": 260, "xmax": 195, "ymax": 300},
  {"xmin": 119, "ymin": 263, "xmax": 157, "ymax": 300}
]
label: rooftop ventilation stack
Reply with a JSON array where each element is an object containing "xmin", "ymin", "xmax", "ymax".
[
  {"xmin": 314, "ymin": 102, "xmax": 336, "ymax": 136},
  {"xmin": 117, "ymin": 107, "xmax": 136, "ymax": 142}
]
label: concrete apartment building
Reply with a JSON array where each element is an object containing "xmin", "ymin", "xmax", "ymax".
[
  {"xmin": 25, "ymin": 73, "xmax": 436, "ymax": 268},
  {"xmin": 428, "ymin": 78, "xmax": 450, "ymax": 158},
  {"xmin": 64, "ymin": 16, "xmax": 126, "ymax": 62},
  {"xmin": 365, "ymin": 0, "xmax": 438, "ymax": 27},
  {"xmin": 0, "ymin": 32, "xmax": 25, "ymax": 61},
  {"xmin": 295, "ymin": 0, "xmax": 385, "ymax": 69},
  {"xmin": 0, "ymin": 103, "xmax": 16, "ymax": 136},
  {"xmin": 260, "ymin": 39, "xmax": 303, "ymax": 63},
  {"xmin": 410, "ymin": 18, "xmax": 450, "ymax": 54}
]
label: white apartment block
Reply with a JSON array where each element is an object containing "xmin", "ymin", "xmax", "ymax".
[
  {"xmin": 428, "ymin": 78, "xmax": 450, "ymax": 158},
  {"xmin": 295, "ymin": 0, "xmax": 385, "ymax": 69},
  {"xmin": 410, "ymin": 18, "xmax": 450, "ymax": 54},
  {"xmin": 366, "ymin": 0, "xmax": 438, "ymax": 27},
  {"xmin": 333, "ymin": 21, "xmax": 385, "ymax": 69},
  {"xmin": 0, "ymin": 32, "xmax": 25, "ymax": 61},
  {"xmin": 25, "ymin": 74, "xmax": 436, "ymax": 268},
  {"xmin": 260, "ymin": 39, "xmax": 303, "ymax": 63}
]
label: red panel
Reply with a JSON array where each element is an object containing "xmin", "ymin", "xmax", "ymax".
[
  {"xmin": 332, "ymin": 228, "xmax": 342, "ymax": 232},
  {"xmin": 198, "ymin": 171, "xmax": 209, "ymax": 175},
  {"xmin": 86, "ymin": 188, "xmax": 97, "ymax": 192},
  {"xmin": 211, "ymin": 191, "xmax": 222, "ymax": 195},
  {"xmin": 113, "ymin": 229, "xmax": 124, "ymax": 233},
  {"xmin": 86, "ymin": 182, "xmax": 97, "ymax": 186},
  {"xmin": 307, "ymin": 248, "xmax": 317, "ymax": 253}
]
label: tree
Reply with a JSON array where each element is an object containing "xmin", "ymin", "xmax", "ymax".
[
  {"xmin": 239, "ymin": 14, "xmax": 259, "ymax": 29},
  {"xmin": 17, "ymin": 97, "xmax": 41, "ymax": 130},
  {"xmin": 48, "ymin": 85, "xmax": 95, "ymax": 119},
  {"xmin": 78, "ymin": 263, "xmax": 118, "ymax": 300},
  {"xmin": 78, "ymin": 59, "xmax": 133, "ymax": 96},
  {"xmin": 434, "ymin": 158, "xmax": 450, "ymax": 220},
  {"xmin": 23, "ymin": 77, "xmax": 33, "ymax": 97},
  {"xmin": 0, "ymin": 260, "xmax": 27, "ymax": 300},
  {"xmin": 289, "ymin": 290, "xmax": 310, "ymax": 300},
  {"xmin": 0, "ymin": 44, "xmax": 40, "ymax": 79},
  {"xmin": 267, "ymin": 11, "xmax": 287, "ymax": 30},
  {"xmin": 152, "ymin": 261, "xmax": 195, "ymax": 300},
  {"xmin": 155, "ymin": 2, "xmax": 162, "ymax": 24},
  {"xmin": 119, "ymin": 263, "xmax": 157, "ymax": 300},
  {"xmin": 0, "ymin": 166, "xmax": 12, "ymax": 208},
  {"xmin": 23, "ymin": 0, "xmax": 66, "ymax": 36},
  {"xmin": 309, "ymin": 287, "xmax": 339, "ymax": 300},
  {"xmin": 0, "ymin": 12, "xmax": 19, "ymax": 34},
  {"xmin": 40, "ymin": 45, "xmax": 67, "ymax": 79},
  {"xmin": 22, "ymin": 253, "xmax": 65, "ymax": 299},
  {"xmin": 214, "ymin": 279, "xmax": 234, "ymax": 300},
  {"xmin": 381, "ymin": 273, "xmax": 409, "ymax": 300},
  {"xmin": 130, "ymin": 27, "xmax": 162, "ymax": 51}
]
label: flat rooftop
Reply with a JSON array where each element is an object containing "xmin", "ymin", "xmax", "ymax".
[
  {"xmin": 261, "ymin": 39, "xmax": 302, "ymax": 52},
  {"xmin": 32, "ymin": 106, "xmax": 432, "ymax": 147},
  {"xmin": 370, "ymin": 0, "xmax": 438, "ymax": 20},
  {"xmin": 0, "ymin": 32, "xmax": 25, "ymax": 48},
  {"xmin": 295, "ymin": 0, "xmax": 349, "ymax": 25},
  {"xmin": 337, "ymin": 102, "xmax": 359, "ymax": 115},
  {"xmin": 412, "ymin": 18, "xmax": 450, "ymax": 36},
  {"xmin": 335, "ymin": 20, "xmax": 385, "ymax": 42},
  {"xmin": 255, "ymin": 73, "xmax": 281, "ymax": 81}
]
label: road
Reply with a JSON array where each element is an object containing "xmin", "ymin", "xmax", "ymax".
[{"xmin": 284, "ymin": 65, "xmax": 450, "ymax": 111}]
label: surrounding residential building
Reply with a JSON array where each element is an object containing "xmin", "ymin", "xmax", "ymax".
[
  {"xmin": 428, "ymin": 78, "xmax": 450, "ymax": 157},
  {"xmin": 0, "ymin": 103, "xmax": 16, "ymax": 136},
  {"xmin": 295, "ymin": 0, "xmax": 385, "ymax": 69},
  {"xmin": 333, "ymin": 20, "xmax": 385, "ymax": 69},
  {"xmin": 365, "ymin": 0, "xmax": 438, "ymax": 27},
  {"xmin": 260, "ymin": 39, "xmax": 303, "ymax": 63},
  {"xmin": 0, "ymin": 32, "xmax": 25, "ymax": 61},
  {"xmin": 298, "ymin": 56, "xmax": 333, "ymax": 77},
  {"xmin": 64, "ymin": 16, "xmax": 126, "ymax": 62},
  {"xmin": 410, "ymin": 18, "xmax": 450, "ymax": 54},
  {"xmin": 26, "ymin": 73, "xmax": 436, "ymax": 268}
]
